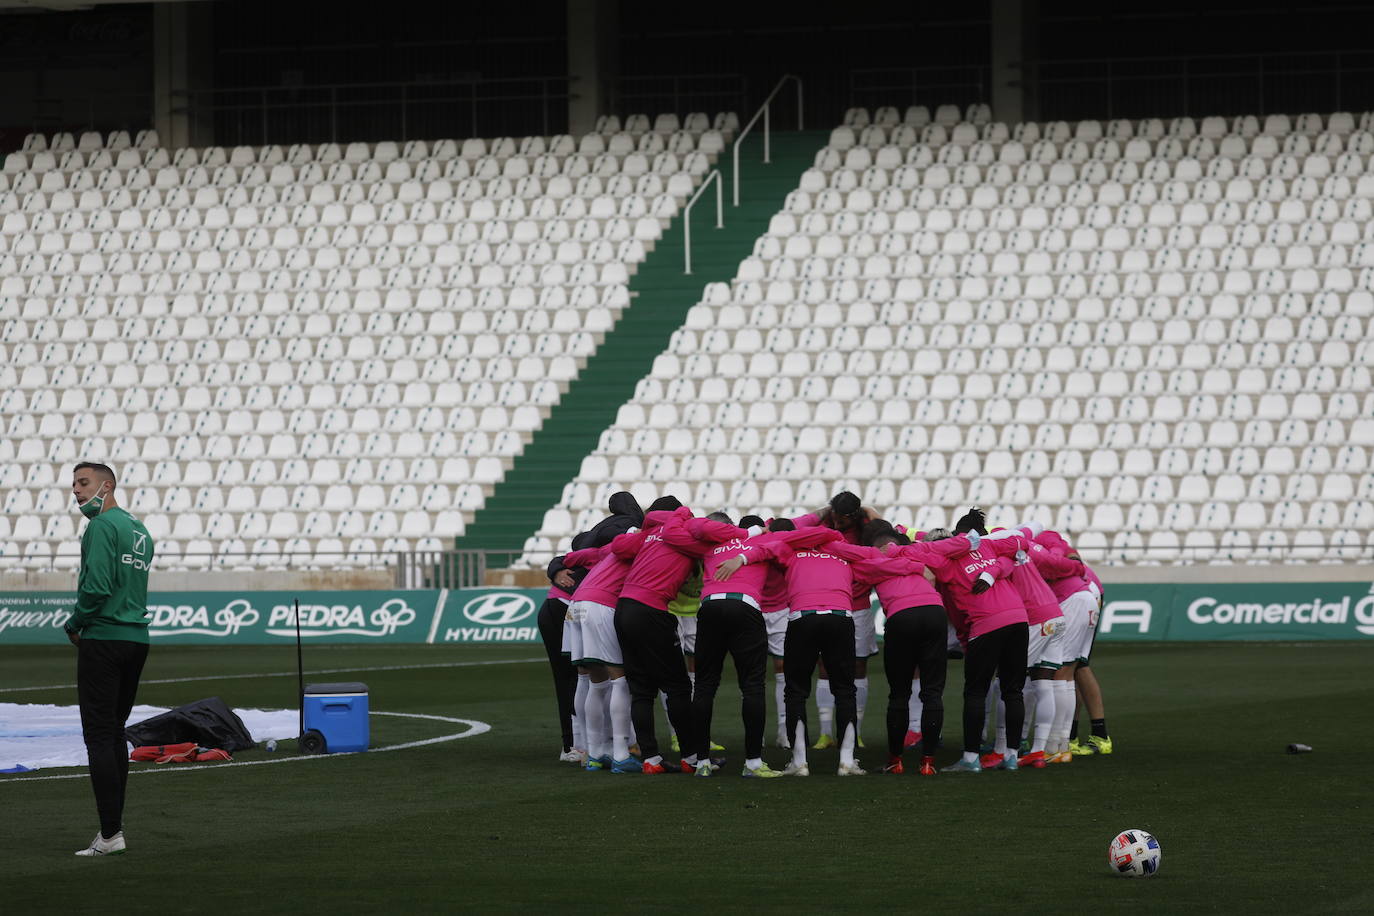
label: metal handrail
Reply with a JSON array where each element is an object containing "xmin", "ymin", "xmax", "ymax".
[
  {"xmin": 732, "ymin": 74, "xmax": 804, "ymax": 207},
  {"xmin": 682, "ymin": 169, "xmax": 723, "ymax": 275}
]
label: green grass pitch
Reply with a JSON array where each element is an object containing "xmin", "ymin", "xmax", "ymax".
[{"xmin": 1, "ymin": 641, "xmax": 1369, "ymax": 913}]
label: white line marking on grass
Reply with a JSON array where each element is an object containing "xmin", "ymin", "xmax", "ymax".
[
  {"xmin": 0, "ymin": 656, "xmax": 544, "ymax": 695},
  {"xmin": 0, "ymin": 710, "xmax": 491, "ymax": 783}
]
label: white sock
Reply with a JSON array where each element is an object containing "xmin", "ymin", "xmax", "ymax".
[
  {"xmin": 572, "ymin": 673, "xmax": 590, "ymax": 751},
  {"xmin": 839, "ymin": 722, "xmax": 857, "ymax": 767},
  {"xmin": 994, "ymin": 695, "xmax": 1009, "ymax": 757},
  {"xmin": 610, "ymin": 677, "xmax": 633, "ymax": 760},
  {"xmin": 816, "ymin": 678, "xmax": 835, "ymax": 736},
  {"xmin": 1051, "ymin": 680, "xmax": 1075, "ymax": 753},
  {"xmin": 645, "ymin": 754, "xmax": 662, "ymax": 766},
  {"xmin": 962, "ymin": 751, "xmax": 979, "ymax": 764},
  {"xmin": 908, "ymin": 679, "xmax": 923, "ymax": 732},
  {"xmin": 1031, "ymin": 679, "xmax": 1055, "ymax": 753},
  {"xmin": 775, "ymin": 671, "xmax": 787, "ymax": 732},
  {"xmin": 792, "ymin": 720, "xmax": 807, "ymax": 767},
  {"xmin": 659, "ymin": 690, "xmax": 668, "ymax": 714},
  {"xmin": 746, "ymin": 756, "xmax": 763, "ymax": 770},
  {"xmin": 586, "ymin": 679, "xmax": 610, "ymax": 759},
  {"xmin": 688, "ymin": 669, "xmax": 696, "ymax": 691},
  {"xmin": 855, "ymin": 676, "xmax": 869, "ymax": 736}
]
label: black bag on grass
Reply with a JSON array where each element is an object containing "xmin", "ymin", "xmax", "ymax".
[{"xmin": 124, "ymin": 697, "xmax": 255, "ymax": 752}]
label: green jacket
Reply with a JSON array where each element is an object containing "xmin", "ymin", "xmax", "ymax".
[{"xmin": 65, "ymin": 507, "xmax": 154, "ymax": 643}]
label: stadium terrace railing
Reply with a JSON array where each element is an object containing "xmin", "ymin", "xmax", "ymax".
[
  {"xmin": 682, "ymin": 169, "xmax": 724, "ymax": 274},
  {"xmin": 732, "ymin": 73, "xmax": 804, "ymax": 207},
  {"xmin": 615, "ymin": 73, "xmax": 748, "ymax": 123},
  {"xmin": 7, "ymin": 546, "xmax": 1371, "ymax": 580},
  {"xmin": 1036, "ymin": 50, "xmax": 1374, "ymax": 121},
  {"xmin": 176, "ymin": 76, "xmax": 574, "ymax": 147},
  {"xmin": 850, "ymin": 50, "xmax": 1374, "ymax": 123},
  {"xmin": 848, "ymin": 64, "xmax": 989, "ymax": 114}
]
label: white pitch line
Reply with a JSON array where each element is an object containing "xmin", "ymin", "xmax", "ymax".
[
  {"xmin": 0, "ymin": 656, "xmax": 545, "ymax": 695},
  {"xmin": 0, "ymin": 710, "xmax": 491, "ymax": 783}
]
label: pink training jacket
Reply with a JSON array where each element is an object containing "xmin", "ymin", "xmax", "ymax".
[
  {"xmin": 904, "ymin": 539, "xmax": 1026, "ymax": 642},
  {"xmin": 614, "ymin": 508, "xmax": 697, "ymax": 612},
  {"xmin": 983, "ymin": 531, "xmax": 1063, "ymax": 626},
  {"xmin": 565, "ymin": 541, "xmax": 629, "ymax": 608},
  {"xmin": 828, "ymin": 542, "xmax": 943, "ymax": 618},
  {"xmin": 662, "ymin": 520, "xmax": 835, "ymax": 604},
  {"xmin": 740, "ymin": 529, "xmax": 855, "ymax": 613},
  {"xmin": 1032, "ymin": 529, "xmax": 1093, "ymax": 602},
  {"xmin": 791, "ymin": 514, "xmax": 872, "ymax": 611}
]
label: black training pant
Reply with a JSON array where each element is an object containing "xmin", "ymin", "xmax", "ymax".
[
  {"xmin": 691, "ymin": 598, "xmax": 767, "ymax": 760},
  {"xmin": 881, "ymin": 605, "xmax": 948, "ymax": 758},
  {"xmin": 536, "ymin": 597, "xmax": 577, "ymax": 751},
  {"xmin": 77, "ymin": 637, "xmax": 149, "ymax": 839},
  {"xmin": 961, "ymin": 622, "xmax": 1029, "ymax": 755},
  {"xmin": 614, "ymin": 597, "xmax": 695, "ymax": 760},
  {"xmin": 782, "ymin": 613, "xmax": 857, "ymax": 751}
]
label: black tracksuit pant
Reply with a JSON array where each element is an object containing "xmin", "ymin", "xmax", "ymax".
[
  {"xmin": 77, "ymin": 637, "xmax": 149, "ymax": 839},
  {"xmin": 782, "ymin": 612, "xmax": 856, "ymax": 750},
  {"xmin": 881, "ymin": 605, "xmax": 949, "ymax": 757},
  {"xmin": 691, "ymin": 597, "xmax": 767, "ymax": 760},
  {"xmin": 615, "ymin": 597, "xmax": 695, "ymax": 760},
  {"xmin": 961, "ymin": 622, "xmax": 1029, "ymax": 755},
  {"xmin": 536, "ymin": 597, "xmax": 577, "ymax": 751}
]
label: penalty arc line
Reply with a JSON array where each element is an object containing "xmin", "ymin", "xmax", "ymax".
[
  {"xmin": 0, "ymin": 656, "xmax": 546, "ymax": 695},
  {"xmin": 0, "ymin": 711, "xmax": 491, "ymax": 784}
]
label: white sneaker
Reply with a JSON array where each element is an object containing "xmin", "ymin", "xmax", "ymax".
[
  {"xmin": 837, "ymin": 762, "xmax": 867, "ymax": 776},
  {"xmin": 774, "ymin": 732, "xmax": 791, "ymax": 749},
  {"xmin": 75, "ymin": 831, "xmax": 125, "ymax": 857},
  {"xmin": 781, "ymin": 761, "xmax": 810, "ymax": 776},
  {"xmin": 558, "ymin": 748, "xmax": 586, "ymax": 764}
]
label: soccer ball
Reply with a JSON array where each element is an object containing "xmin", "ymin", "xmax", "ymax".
[{"xmin": 1109, "ymin": 829, "xmax": 1161, "ymax": 876}]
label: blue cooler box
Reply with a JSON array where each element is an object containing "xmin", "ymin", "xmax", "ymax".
[{"xmin": 302, "ymin": 682, "xmax": 369, "ymax": 753}]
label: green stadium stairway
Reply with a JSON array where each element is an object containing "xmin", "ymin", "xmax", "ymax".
[{"xmin": 452, "ymin": 129, "xmax": 828, "ymax": 553}]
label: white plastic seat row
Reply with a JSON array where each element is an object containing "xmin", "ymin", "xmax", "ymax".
[{"xmin": 839, "ymin": 107, "xmax": 1359, "ymax": 139}]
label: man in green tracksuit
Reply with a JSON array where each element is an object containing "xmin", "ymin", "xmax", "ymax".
[{"xmin": 64, "ymin": 462, "xmax": 154, "ymax": 857}]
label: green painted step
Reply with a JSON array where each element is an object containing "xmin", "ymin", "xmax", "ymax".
[{"xmin": 451, "ymin": 129, "xmax": 827, "ymax": 552}]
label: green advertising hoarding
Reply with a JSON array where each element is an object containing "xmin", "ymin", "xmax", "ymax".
[{"xmin": 3, "ymin": 582, "xmax": 1373, "ymax": 645}]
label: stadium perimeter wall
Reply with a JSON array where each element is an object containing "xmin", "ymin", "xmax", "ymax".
[{"xmin": 4, "ymin": 569, "xmax": 1373, "ymax": 647}]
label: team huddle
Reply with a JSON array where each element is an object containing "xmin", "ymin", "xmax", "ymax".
[{"xmin": 534, "ymin": 490, "xmax": 1113, "ymax": 777}]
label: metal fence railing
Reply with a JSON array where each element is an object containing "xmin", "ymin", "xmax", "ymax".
[
  {"xmin": 7, "ymin": 545, "xmax": 1371, "ymax": 582},
  {"xmin": 176, "ymin": 75, "xmax": 575, "ymax": 147},
  {"xmin": 615, "ymin": 72, "xmax": 748, "ymax": 123},
  {"xmin": 848, "ymin": 50, "xmax": 1374, "ymax": 124}
]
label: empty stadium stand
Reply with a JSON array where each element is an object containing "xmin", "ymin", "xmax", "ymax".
[
  {"xmin": 0, "ymin": 114, "xmax": 736, "ymax": 570},
  {"xmin": 520, "ymin": 103, "xmax": 1374, "ymax": 567}
]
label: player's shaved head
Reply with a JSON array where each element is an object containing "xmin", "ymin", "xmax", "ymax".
[
  {"xmin": 706, "ymin": 511, "xmax": 732, "ymax": 525},
  {"xmin": 73, "ymin": 462, "xmax": 116, "ymax": 485}
]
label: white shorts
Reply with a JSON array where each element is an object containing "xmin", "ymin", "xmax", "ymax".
[
  {"xmin": 1059, "ymin": 590, "xmax": 1099, "ymax": 664},
  {"xmin": 572, "ymin": 600, "xmax": 621, "ymax": 667},
  {"xmin": 677, "ymin": 615, "xmax": 697, "ymax": 654},
  {"xmin": 561, "ymin": 608, "xmax": 584, "ymax": 664},
  {"xmin": 853, "ymin": 607, "xmax": 880, "ymax": 658},
  {"xmin": 1027, "ymin": 615, "xmax": 1066, "ymax": 670},
  {"xmin": 765, "ymin": 609, "xmax": 788, "ymax": 657}
]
